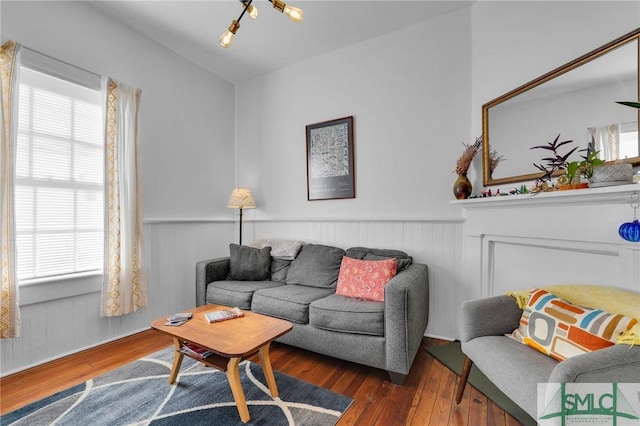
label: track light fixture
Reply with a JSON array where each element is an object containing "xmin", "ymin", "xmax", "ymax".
[{"xmin": 219, "ymin": 0, "xmax": 304, "ymax": 48}]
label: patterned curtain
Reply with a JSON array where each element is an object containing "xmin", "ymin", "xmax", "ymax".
[
  {"xmin": 100, "ymin": 78, "xmax": 147, "ymax": 317},
  {"xmin": 0, "ymin": 40, "xmax": 21, "ymax": 338}
]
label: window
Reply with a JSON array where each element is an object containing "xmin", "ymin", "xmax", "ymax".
[
  {"xmin": 15, "ymin": 54, "xmax": 104, "ymax": 285},
  {"xmin": 619, "ymin": 122, "xmax": 639, "ymax": 160}
]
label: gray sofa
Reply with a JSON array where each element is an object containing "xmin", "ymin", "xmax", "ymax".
[
  {"xmin": 196, "ymin": 243, "xmax": 429, "ymax": 384},
  {"xmin": 456, "ymin": 295, "xmax": 640, "ymax": 419}
]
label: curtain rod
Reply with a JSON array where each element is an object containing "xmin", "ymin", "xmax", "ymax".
[{"xmin": 22, "ymin": 46, "xmax": 101, "ymax": 79}]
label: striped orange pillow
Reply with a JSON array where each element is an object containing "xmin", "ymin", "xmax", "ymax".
[{"xmin": 510, "ymin": 289, "xmax": 638, "ymax": 361}]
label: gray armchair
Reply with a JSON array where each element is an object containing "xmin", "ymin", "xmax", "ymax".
[{"xmin": 456, "ymin": 295, "xmax": 640, "ymax": 419}]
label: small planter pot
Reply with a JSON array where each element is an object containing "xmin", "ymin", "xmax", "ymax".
[
  {"xmin": 571, "ymin": 182, "xmax": 589, "ymax": 189},
  {"xmin": 589, "ymin": 164, "xmax": 633, "ymax": 187}
]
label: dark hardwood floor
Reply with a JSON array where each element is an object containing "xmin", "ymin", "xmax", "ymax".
[{"xmin": 0, "ymin": 330, "xmax": 524, "ymax": 425}]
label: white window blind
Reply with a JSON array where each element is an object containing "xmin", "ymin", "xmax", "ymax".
[{"xmin": 15, "ymin": 65, "xmax": 104, "ymax": 282}]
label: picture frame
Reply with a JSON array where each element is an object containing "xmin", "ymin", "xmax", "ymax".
[{"xmin": 306, "ymin": 116, "xmax": 355, "ymax": 201}]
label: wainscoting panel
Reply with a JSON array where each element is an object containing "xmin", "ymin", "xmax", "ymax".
[
  {"xmin": 246, "ymin": 219, "xmax": 464, "ymax": 340},
  {"xmin": 0, "ymin": 221, "xmax": 233, "ymax": 376},
  {"xmin": 483, "ymin": 236, "xmax": 631, "ymax": 297},
  {"xmin": 1, "ymin": 218, "xmax": 463, "ymax": 375}
]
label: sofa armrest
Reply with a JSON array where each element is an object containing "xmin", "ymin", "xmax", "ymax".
[
  {"xmin": 384, "ymin": 263, "xmax": 429, "ymax": 375},
  {"xmin": 549, "ymin": 344, "xmax": 640, "ymax": 383},
  {"xmin": 195, "ymin": 257, "xmax": 230, "ymax": 306},
  {"xmin": 460, "ymin": 295, "xmax": 523, "ymax": 343}
]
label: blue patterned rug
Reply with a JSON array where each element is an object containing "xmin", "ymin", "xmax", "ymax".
[{"xmin": 2, "ymin": 347, "xmax": 352, "ymax": 425}]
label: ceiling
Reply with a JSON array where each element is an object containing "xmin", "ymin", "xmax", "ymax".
[{"xmin": 91, "ymin": 1, "xmax": 474, "ymax": 83}]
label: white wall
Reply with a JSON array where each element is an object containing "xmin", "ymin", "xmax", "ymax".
[
  {"xmin": 236, "ymin": 8, "xmax": 473, "ymax": 220},
  {"xmin": 0, "ymin": 1, "xmax": 236, "ymax": 374}
]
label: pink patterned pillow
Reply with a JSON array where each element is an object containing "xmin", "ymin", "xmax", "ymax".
[{"xmin": 336, "ymin": 256, "xmax": 397, "ymax": 302}]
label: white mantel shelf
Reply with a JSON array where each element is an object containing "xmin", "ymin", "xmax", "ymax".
[{"xmin": 451, "ymin": 183, "xmax": 640, "ymax": 209}]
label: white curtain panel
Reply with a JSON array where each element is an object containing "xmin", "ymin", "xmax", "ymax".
[
  {"xmin": 0, "ymin": 40, "xmax": 21, "ymax": 338},
  {"xmin": 101, "ymin": 78, "xmax": 147, "ymax": 317},
  {"xmin": 588, "ymin": 124, "xmax": 620, "ymax": 162}
]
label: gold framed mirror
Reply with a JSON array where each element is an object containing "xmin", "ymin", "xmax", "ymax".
[{"xmin": 482, "ymin": 28, "xmax": 640, "ymax": 186}]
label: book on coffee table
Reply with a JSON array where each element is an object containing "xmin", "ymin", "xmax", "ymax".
[
  {"xmin": 180, "ymin": 342, "xmax": 213, "ymax": 359},
  {"xmin": 165, "ymin": 312, "xmax": 193, "ymax": 326},
  {"xmin": 204, "ymin": 307, "xmax": 244, "ymax": 323}
]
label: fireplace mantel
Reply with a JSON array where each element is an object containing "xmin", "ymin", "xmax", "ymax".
[
  {"xmin": 453, "ymin": 182, "xmax": 640, "ymax": 329},
  {"xmin": 452, "ymin": 184, "xmax": 639, "ymax": 209}
]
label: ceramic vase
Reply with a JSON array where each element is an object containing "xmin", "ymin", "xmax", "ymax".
[{"xmin": 453, "ymin": 174, "xmax": 472, "ymax": 200}]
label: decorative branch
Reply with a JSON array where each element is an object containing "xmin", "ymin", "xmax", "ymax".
[
  {"xmin": 488, "ymin": 149, "xmax": 505, "ymax": 177},
  {"xmin": 455, "ymin": 135, "xmax": 482, "ymax": 175}
]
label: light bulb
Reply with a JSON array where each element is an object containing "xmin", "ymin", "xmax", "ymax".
[
  {"xmin": 246, "ymin": 4, "xmax": 259, "ymax": 19},
  {"xmin": 219, "ymin": 20, "xmax": 239, "ymax": 48},
  {"xmin": 219, "ymin": 30, "xmax": 234, "ymax": 48},
  {"xmin": 283, "ymin": 4, "xmax": 303, "ymax": 22},
  {"xmin": 271, "ymin": 1, "xmax": 303, "ymax": 23}
]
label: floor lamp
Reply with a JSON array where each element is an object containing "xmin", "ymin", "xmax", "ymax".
[{"xmin": 227, "ymin": 187, "xmax": 256, "ymax": 245}]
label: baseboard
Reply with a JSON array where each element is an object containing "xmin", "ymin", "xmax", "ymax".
[
  {"xmin": 424, "ymin": 333, "xmax": 456, "ymax": 342},
  {"xmin": 0, "ymin": 327, "xmax": 151, "ymax": 378}
]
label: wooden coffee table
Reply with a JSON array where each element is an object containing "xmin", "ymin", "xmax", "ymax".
[{"xmin": 151, "ymin": 305, "xmax": 292, "ymax": 423}]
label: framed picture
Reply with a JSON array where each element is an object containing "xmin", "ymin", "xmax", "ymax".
[{"xmin": 306, "ymin": 116, "xmax": 355, "ymax": 201}]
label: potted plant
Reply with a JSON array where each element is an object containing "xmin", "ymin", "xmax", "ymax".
[
  {"xmin": 453, "ymin": 135, "xmax": 482, "ymax": 199},
  {"xmin": 580, "ymin": 149, "xmax": 603, "ymax": 180},
  {"xmin": 530, "ymin": 134, "xmax": 579, "ymax": 190},
  {"xmin": 564, "ymin": 161, "xmax": 583, "ymax": 189},
  {"xmin": 572, "ymin": 140, "xmax": 604, "ymax": 189},
  {"xmin": 531, "ymin": 134, "xmax": 608, "ymax": 190}
]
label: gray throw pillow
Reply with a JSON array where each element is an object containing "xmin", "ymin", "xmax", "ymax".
[
  {"xmin": 346, "ymin": 246, "xmax": 413, "ymax": 271},
  {"xmin": 228, "ymin": 243, "xmax": 271, "ymax": 281},
  {"xmin": 286, "ymin": 244, "xmax": 345, "ymax": 288}
]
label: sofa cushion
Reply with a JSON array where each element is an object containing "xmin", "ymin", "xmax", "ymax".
[
  {"xmin": 335, "ymin": 256, "xmax": 397, "ymax": 302},
  {"xmin": 252, "ymin": 284, "xmax": 334, "ymax": 324},
  {"xmin": 346, "ymin": 246, "xmax": 413, "ymax": 271},
  {"xmin": 310, "ymin": 294, "xmax": 385, "ymax": 336},
  {"xmin": 270, "ymin": 258, "xmax": 291, "ymax": 283},
  {"xmin": 206, "ymin": 280, "xmax": 284, "ymax": 309},
  {"xmin": 509, "ymin": 288, "xmax": 638, "ymax": 361},
  {"xmin": 285, "ymin": 244, "xmax": 345, "ymax": 288},
  {"xmin": 228, "ymin": 244, "xmax": 271, "ymax": 281},
  {"xmin": 463, "ymin": 335, "xmax": 556, "ymax": 419}
]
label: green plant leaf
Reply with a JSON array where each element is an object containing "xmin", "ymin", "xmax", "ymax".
[{"xmin": 616, "ymin": 101, "xmax": 640, "ymax": 109}]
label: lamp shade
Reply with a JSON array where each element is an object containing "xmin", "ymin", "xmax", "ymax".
[{"xmin": 227, "ymin": 187, "xmax": 256, "ymax": 209}]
